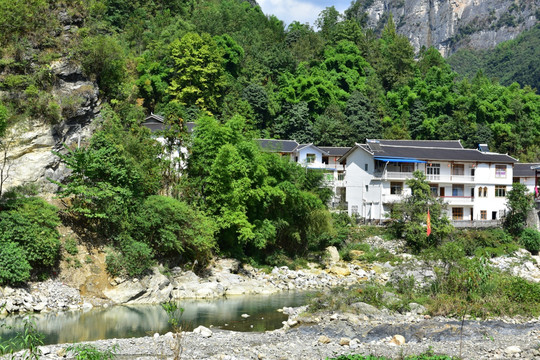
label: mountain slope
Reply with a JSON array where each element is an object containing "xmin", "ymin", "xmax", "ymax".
[
  {"xmin": 349, "ymin": 0, "xmax": 539, "ymax": 56},
  {"xmin": 447, "ymin": 24, "xmax": 540, "ymax": 91}
]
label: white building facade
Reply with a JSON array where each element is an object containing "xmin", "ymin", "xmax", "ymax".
[{"xmin": 339, "ymin": 140, "xmax": 520, "ymax": 226}]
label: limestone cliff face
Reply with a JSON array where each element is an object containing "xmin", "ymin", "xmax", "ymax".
[
  {"xmin": 2, "ymin": 61, "xmax": 100, "ymax": 194},
  {"xmin": 359, "ymin": 0, "xmax": 539, "ymax": 56}
]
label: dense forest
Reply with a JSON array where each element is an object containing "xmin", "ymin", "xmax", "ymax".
[
  {"xmin": 448, "ymin": 24, "xmax": 540, "ymax": 94},
  {"xmin": 0, "ymin": 0, "xmax": 539, "ymax": 283}
]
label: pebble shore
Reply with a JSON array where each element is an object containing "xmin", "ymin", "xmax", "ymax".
[{"xmin": 1, "ymin": 237, "xmax": 540, "ymax": 359}]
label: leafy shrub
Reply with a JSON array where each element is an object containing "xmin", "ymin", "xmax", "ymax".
[
  {"xmin": 129, "ymin": 195, "xmax": 216, "ymax": 264},
  {"xmin": 78, "ymin": 35, "xmax": 126, "ymax": 98},
  {"xmin": 504, "ymin": 277, "xmax": 540, "ymax": 304},
  {"xmin": 0, "ymin": 242, "xmax": 31, "ymax": 285},
  {"xmin": 0, "ymin": 197, "xmax": 61, "ymax": 272},
  {"xmin": 519, "ymin": 228, "xmax": 540, "ymax": 254},
  {"xmin": 64, "ymin": 238, "xmax": 79, "ymax": 256},
  {"xmin": 67, "ymin": 344, "xmax": 117, "ymax": 360},
  {"xmin": 106, "ymin": 238, "xmax": 155, "ymax": 277}
]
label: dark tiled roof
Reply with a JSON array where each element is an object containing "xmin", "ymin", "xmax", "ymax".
[
  {"xmin": 141, "ymin": 114, "xmax": 196, "ymax": 133},
  {"xmin": 514, "ymin": 163, "xmax": 540, "ymax": 177},
  {"xmin": 256, "ymin": 139, "xmax": 299, "ymax": 152},
  {"xmin": 375, "ymin": 145, "xmax": 517, "ymax": 163},
  {"xmin": 373, "ymin": 139, "xmax": 463, "ymax": 149},
  {"xmin": 319, "ymin": 147, "xmax": 351, "ymax": 157}
]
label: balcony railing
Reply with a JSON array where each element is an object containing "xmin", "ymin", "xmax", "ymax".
[
  {"xmin": 373, "ymin": 171, "xmax": 476, "ymax": 183},
  {"xmin": 440, "ymin": 196, "xmax": 475, "ymax": 204},
  {"xmin": 306, "ymin": 163, "xmax": 345, "ymax": 170}
]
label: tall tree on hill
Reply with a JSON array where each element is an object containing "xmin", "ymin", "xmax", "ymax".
[
  {"xmin": 377, "ymin": 14, "xmax": 415, "ymax": 91},
  {"xmin": 168, "ymin": 32, "xmax": 227, "ymax": 114}
]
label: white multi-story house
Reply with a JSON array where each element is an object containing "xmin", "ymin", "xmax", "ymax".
[
  {"xmin": 338, "ymin": 139, "xmax": 521, "ymax": 226},
  {"xmin": 255, "ymin": 139, "xmax": 349, "ymax": 208}
]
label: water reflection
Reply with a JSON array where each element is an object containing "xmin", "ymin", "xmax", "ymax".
[{"xmin": 0, "ymin": 292, "xmax": 307, "ymax": 345}]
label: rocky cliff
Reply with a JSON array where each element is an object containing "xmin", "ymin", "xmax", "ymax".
[
  {"xmin": 1, "ymin": 61, "xmax": 100, "ymax": 194},
  {"xmin": 357, "ymin": 0, "xmax": 539, "ymax": 56}
]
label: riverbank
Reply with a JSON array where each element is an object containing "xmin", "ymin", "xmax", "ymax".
[
  {"xmin": 4, "ymin": 307, "xmax": 540, "ymax": 360},
  {"xmin": 1, "ymin": 237, "xmax": 539, "ymax": 316}
]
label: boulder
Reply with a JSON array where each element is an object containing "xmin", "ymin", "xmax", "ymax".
[
  {"xmin": 350, "ymin": 302, "xmax": 382, "ymax": 316},
  {"xmin": 504, "ymin": 346, "xmax": 521, "ymax": 355},
  {"xmin": 328, "ymin": 265, "xmax": 351, "ymax": 276},
  {"xmin": 390, "ymin": 335, "xmax": 406, "ymax": 345},
  {"xmin": 408, "ymin": 302, "xmax": 426, "ymax": 315},
  {"xmin": 193, "ymin": 325, "xmax": 213, "ymax": 338},
  {"xmin": 103, "ymin": 279, "xmax": 145, "ymax": 303},
  {"xmin": 318, "ymin": 335, "xmax": 331, "ymax": 344},
  {"xmin": 324, "ymin": 246, "xmax": 340, "ymax": 266}
]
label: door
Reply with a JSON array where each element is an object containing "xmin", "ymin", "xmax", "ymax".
[{"xmin": 440, "ymin": 187, "xmax": 445, "ymax": 197}]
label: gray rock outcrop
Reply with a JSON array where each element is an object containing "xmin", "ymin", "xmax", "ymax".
[
  {"xmin": 354, "ymin": 0, "xmax": 538, "ymax": 56},
  {"xmin": 2, "ymin": 59, "xmax": 100, "ymax": 194}
]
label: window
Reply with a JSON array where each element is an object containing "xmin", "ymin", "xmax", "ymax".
[
  {"xmin": 364, "ymin": 163, "xmax": 368, "ymax": 172},
  {"xmin": 426, "ymin": 164, "xmax": 440, "ymax": 180},
  {"xmin": 337, "ymin": 172, "xmax": 345, "ymax": 181},
  {"xmin": 480, "ymin": 210, "xmax": 487, "ymax": 220},
  {"xmin": 430, "ymin": 185, "xmax": 438, "ymax": 197},
  {"xmin": 452, "ymin": 184, "xmax": 464, "ymax": 197},
  {"xmin": 365, "ymin": 185, "xmax": 369, "ymax": 192},
  {"xmin": 495, "ymin": 165, "xmax": 506, "ymax": 178},
  {"xmin": 478, "ymin": 186, "xmax": 488, "ymax": 197},
  {"xmin": 452, "ymin": 164, "xmax": 464, "ymax": 175},
  {"xmin": 495, "ymin": 185, "xmax": 506, "ymax": 197},
  {"xmin": 390, "ymin": 182, "xmax": 403, "ymax": 195},
  {"xmin": 306, "ymin": 154, "xmax": 315, "ymax": 163},
  {"xmin": 452, "ymin": 208, "xmax": 463, "ymax": 220},
  {"xmin": 322, "ymin": 156, "xmax": 329, "ymax": 165}
]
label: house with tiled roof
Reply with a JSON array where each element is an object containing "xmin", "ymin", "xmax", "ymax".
[
  {"xmin": 256, "ymin": 139, "xmax": 349, "ymax": 208},
  {"xmin": 339, "ymin": 139, "xmax": 523, "ymax": 227}
]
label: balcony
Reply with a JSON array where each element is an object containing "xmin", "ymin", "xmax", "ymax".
[
  {"xmin": 373, "ymin": 171, "xmax": 475, "ymax": 183},
  {"xmin": 306, "ymin": 163, "xmax": 345, "ymax": 170},
  {"xmin": 440, "ymin": 196, "xmax": 474, "ymax": 204},
  {"xmin": 427, "ymin": 174, "xmax": 475, "ymax": 183},
  {"xmin": 374, "ymin": 171, "xmax": 414, "ymax": 180}
]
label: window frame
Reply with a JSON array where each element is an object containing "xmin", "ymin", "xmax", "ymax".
[
  {"xmin": 452, "ymin": 207, "xmax": 464, "ymax": 220},
  {"xmin": 480, "ymin": 210, "xmax": 487, "ymax": 220},
  {"xmin": 495, "ymin": 165, "xmax": 507, "ymax": 178},
  {"xmin": 495, "ymin": 185, "xmax": 506, "ymax": 197},
  {"xmin": 390, "ymin": 182, "xmax": 403, "ymax": 195}
]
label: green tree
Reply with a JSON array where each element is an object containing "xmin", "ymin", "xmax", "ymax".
[
  {"xmin": 377, "ymin": 14, "xmax": 415, "ymax": 91},
  {"xmin": 130, "ymin": 195, "xmax": 216, "ymax": 264},
  {"xmin": 79, "ymin": 35, "xmax": 126, "ymax": 99},
  {"xmin": 0, "ymin": 242, "xmax": 31, "ymax": 285},
  {"xmin": 0, "ymin": 103, "xmax": 6, "ymax": 137},
  {"xmin": 187, "ymin": 115, "xmax": 334, "ymax": 259},
  {"xmin": 55, "ymin": 109, "xmax": 163, "ymax": 234},
  {"xmin": 504, "ymin": 183, "xmax": 534, "ymax": 236},
  {"xmin": 168, "ymin": 32, "xmax": 227, "ymax": 114},
  {"xmin": 0, "ymin": 196, "xmax": 60, "ymax": 277},
  {"xmin": 390, "ymin": 171, "xmax": 453, "ymax": 252}
]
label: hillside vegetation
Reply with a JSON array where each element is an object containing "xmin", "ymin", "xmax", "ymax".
[
  {"xmin": 448, "ymin": 24, "xmax": 540, "ymax": 93},
  {"xmin": 0, "ymin": 0, "xmax": 539, "ymax": 284}
]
